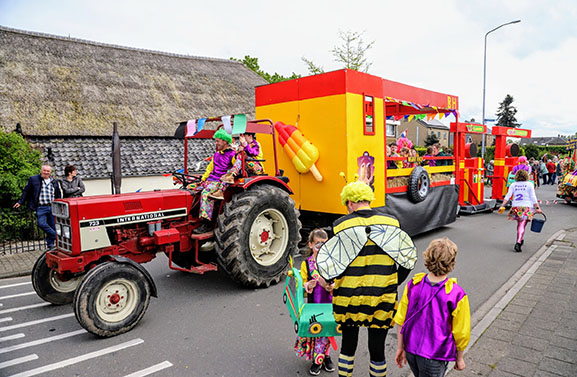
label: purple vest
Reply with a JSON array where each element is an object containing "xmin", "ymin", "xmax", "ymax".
[
  {"xmin": 307, "ymin": 256, "xmax": 332, "ymax": 304},
  {"xmin": 207, "ymin": 149, "xmax": 235, "ymax": 182},
  {"xmin": 401, "ymin": 275, "xmax": 466, "ymax": 361}
]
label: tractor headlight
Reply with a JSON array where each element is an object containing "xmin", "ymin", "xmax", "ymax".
[
  {"xmin": 55, "ymin": 223, "xmax": 62, "ymax": 237},
  {"xmin": 63, "ymin": 225, "xmax": 71, "ymax": 239}
]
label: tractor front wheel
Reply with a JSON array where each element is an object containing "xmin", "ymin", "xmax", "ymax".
[
  {"xmin": 32, "ymin": 253, "xmax": 83, "ymax": 305},
  {"xmin": 215, "ymin": 184, "xmax": 301, "ymax": 288},
  {"xmin": 73, "ymin": 262, "xmax": 151, "ymax": 337}
]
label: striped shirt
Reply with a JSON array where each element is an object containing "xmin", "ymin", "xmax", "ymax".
[{"xmin": 38, "ymin": 178, "xmax": 55, "ymax": 206}]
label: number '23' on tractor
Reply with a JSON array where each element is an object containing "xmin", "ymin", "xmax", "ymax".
[{"xmin": 32, "ymin": 119, "xmax": 301, "ymax": 337}]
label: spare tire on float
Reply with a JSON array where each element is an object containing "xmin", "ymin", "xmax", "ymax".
[{"xmin": 408, "ymin": 166, "xmax": 430, "ymax": 203}]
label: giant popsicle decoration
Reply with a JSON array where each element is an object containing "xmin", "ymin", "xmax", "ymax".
[{"xmin": 275, "ymin": 121, "xmax": 323, "ymax": 182}]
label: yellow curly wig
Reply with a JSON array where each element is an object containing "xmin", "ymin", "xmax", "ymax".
[{"xmin": 340, "ymin": 181, "xmax": 375, "ymax": 205}]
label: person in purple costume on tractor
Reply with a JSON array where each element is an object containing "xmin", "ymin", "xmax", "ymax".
[
  {"xmin": 394, "ymin": 238, "xmax": 471, "ymax": 377},
  {"xmin": 295, "ymin": 228, "xmax": 336, "ymax": 376},
  {"xmin": 222, "ymin": 132, "xmax": 264, "ymax": 183},
  {"xmin": 189, "ymin": 129, "xmax": 235, "ymax": 233}
]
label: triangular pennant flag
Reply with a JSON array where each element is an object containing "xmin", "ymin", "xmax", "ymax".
[
  {"xmin": 439, "ymin": 113, "xmax": 445, "ymax": 120},
  {"xmin": 394, "ymin": 115, "xmax": 403, "ymax": 121},
  {"xmin": 408, "ymin": 115, "xmax": 415, "ymax": 121},
  {"xmin": 221, "ymin": 115, "xmax": 232, "ymax": 134},
  {"xmin": 185, "ymin": 119, "xmax": 196, "ymax": 137},
  {"xmin": 232, "ymin": 114, "xmax": 247, "ymax": 135},
  {"xmin": 426, "ymin": 113, "xmax": 434, "ymax": 121},
  {"xmin": 195, "ymin": 118, "xmax": 207, "ymax": 134}
]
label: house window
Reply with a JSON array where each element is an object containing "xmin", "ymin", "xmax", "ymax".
[
  {"xmin": 444, "ymin": 133, "xmax": 447, "ymax": 139},
  {"xmin": 386, "ymin": 123, "xmax": 396, "ymax": 137},
  {"xmin": 437, "ymin": 131, "xmax": 441, "ymax": 138},
  {"xmin": 363, "ymin": 95, "xmax": 375, "ymax": 135}
]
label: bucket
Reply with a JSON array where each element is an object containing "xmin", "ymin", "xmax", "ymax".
[{"xmin": 530, "ymin": 213, "xmax": 547, "ymax": 233}]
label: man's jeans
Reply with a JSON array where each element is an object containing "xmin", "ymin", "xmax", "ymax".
[{"xmin": 36, "ymin": 205, "xmax": 56, "ymax": 248}]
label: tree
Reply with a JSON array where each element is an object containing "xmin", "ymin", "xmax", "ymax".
[
  {"xmin": 495, "ymin": 94, "xmax": 520, "ymax": 128},
  {"xmin": 424, "ymin": 133, "xmax": 440, "ymax": 147},
  {"xmin": 523, "ymin": 143, "xmax": 539, "ymax": 160},
  {"xmin": 231, "ymin": 55, "xmax": 300, "ymax": 83},
  {"xmin": 302, "ymin": 30, "xmax": 375, "ymax": 75},
  {"xmin": 0, "ymin": 130, "xmax": 42, "ymax": 240}
]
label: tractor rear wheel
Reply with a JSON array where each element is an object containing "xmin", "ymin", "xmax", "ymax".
[
  {"xmin": 215, "ymin": 184, "xmax": 301, "ymax": 288},
  {"xmin": 73, "ymin": 262, "xmax": 151, "ymax": 337},
  {"xmin": 32, "ymin": 253, "xmax": 83, "ymax": 305}
]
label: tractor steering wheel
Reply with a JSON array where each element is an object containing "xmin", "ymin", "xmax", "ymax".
[{"xmin": 172, "ymin": 171, "xmax": 202, "ymax": 188}]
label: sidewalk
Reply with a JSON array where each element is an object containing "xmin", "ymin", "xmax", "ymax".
[
  {"xmin": 0, "ymin": 249, "xmax": 43, "ymax": 279},
  {"xmin": 448, "ymin": 227, "xmax": 577, "ymax": 377}
]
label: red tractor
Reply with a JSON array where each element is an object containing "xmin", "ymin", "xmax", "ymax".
[{"xmin": 31, "ymin": 119, "xmax": 301, "ymax": 337}]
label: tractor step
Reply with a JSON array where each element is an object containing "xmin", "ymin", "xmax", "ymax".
[{"xmin": 190, "ymin": 231, "xmax": 214, "ymax": 240}]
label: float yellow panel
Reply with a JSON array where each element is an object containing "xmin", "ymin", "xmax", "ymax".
[{"xmin": 344, "ymin": 93, "xmax": 386, "ymax": 208}]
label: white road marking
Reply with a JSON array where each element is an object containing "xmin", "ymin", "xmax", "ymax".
[
  {"xmin": 0, "ymin": 313, "xmax": 75, "ymax": 332},
  {"xmin": 123, "ymin": 361, "xmax": 173, "ymax": 377},
  {"xmin": 0, "ymin": 282, "xmax": 32, "ymax": 290},
  {"xmin": 0, "ymin": 354, "xmax": 38, "ymax": 370},
  {"xmin": 8, "ymin": 338, "xmax": 144, "ymax": 377},
  {"xmin": 0, "ymin": 333, "xmax": 25, "ymax": 343},
  {"xmin": 0, "ymin": 292, "xmax": 36, "ymax": 301},
  {"xmin": 0, "ymin": 317, "xmax": 13, "ymax": 323},
  {"xmin": 0, "ymin": 329, "xmax": 86, "ymax": 354},
  {"xmin": 0, "ymin": 303, "xmax": 51, "ymax": 315}
]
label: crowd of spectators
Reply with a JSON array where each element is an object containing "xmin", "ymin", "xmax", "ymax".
[{"xmin": 386, "ymin": 139, "xmax": 453, "ymax": 169}]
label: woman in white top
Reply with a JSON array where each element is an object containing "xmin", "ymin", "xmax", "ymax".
[{"xmin": 498, "ymin": 170, "xmax": 542, "ymax": 252}]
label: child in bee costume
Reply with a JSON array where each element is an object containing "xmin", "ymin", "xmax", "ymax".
[{"xmin": 317, "ymin": 181, "xmax": 417, "ymax": 377}]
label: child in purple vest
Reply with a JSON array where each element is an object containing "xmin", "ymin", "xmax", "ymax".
[
  {"xmin": 294, "ymin": 228, "xmax": 335, "ymax": 376},
  {"xmin": 394, "ymin": 238, "xmax": 470, "ymax": 377}
]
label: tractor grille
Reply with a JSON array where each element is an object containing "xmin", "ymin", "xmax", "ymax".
[{"xmin": 55, "ymin": 217, "xmax": 72, "ymax": 252}]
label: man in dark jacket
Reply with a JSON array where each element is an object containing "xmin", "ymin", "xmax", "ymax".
[{"xmin": 13, "ymin": 165, "xmax": 62, "ymax": 249}]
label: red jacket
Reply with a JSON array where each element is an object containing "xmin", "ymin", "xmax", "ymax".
[{"xmin": 546, "ymin": 162, "xmax": 556, "ymax": 173}]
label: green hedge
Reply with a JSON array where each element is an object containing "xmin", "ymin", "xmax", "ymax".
[{"xmin": 0, "ymin": 131, "xmax": 42, "ymax": 240}]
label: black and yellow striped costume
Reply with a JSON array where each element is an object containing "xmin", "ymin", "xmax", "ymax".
[{"xmin": 331, "ymin": 208, "xmax": 411, "ymax": 329}]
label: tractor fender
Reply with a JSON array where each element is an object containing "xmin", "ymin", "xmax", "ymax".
[
  {"xmin": 107, "ymin": 256, "xmax": 158, "ymax": 298},
  {"xmin": 239, "ymin": 176, "xmax": 293, "ymax": 194}
]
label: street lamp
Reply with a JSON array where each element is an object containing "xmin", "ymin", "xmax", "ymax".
[{"xmin": 481, "ymin": 19, "xmax": 521, "ymax": 159}]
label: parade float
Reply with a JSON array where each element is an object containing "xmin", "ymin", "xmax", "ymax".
[
  {"xmin": 489, "ymin": 126, "xmax": 532, "ymax": 202},
  {"xmin": 255, "ymin": 69, "xmax": 493, "ymax": 234},
  {"xmin": 557, "ymin": 139, "xmax": 577, "ymax": 203}
]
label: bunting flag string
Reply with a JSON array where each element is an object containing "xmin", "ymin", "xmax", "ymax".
[
  {"xmin": 536, "ymin": 199, "xmax": 564, "ymax": 205},
  {"xmin": 221, "ymin": 115, "xmax": 233, "ymax": 134},
  {"xmin": 384, "ymin": 96, "xmax": 457, "ymax": 122},
  {"xmin": 195, "ymin": 118, "xmax": 207, "ymax": 135},
  {"xmin": 232, "ymin": 113, "xmax": 247, "ymax": 135},
  {"xmin": 185, "ymin": 119, "xmax": 196, "ymax": 137}
]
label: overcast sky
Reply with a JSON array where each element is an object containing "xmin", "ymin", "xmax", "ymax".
[{"xmin": 1, "ymin": 0, "xmax": 575, "ymax": 137}]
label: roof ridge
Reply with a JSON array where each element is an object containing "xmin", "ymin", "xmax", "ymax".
[{"xmin": 0, "ymin": 24, "xmax": 240, "ymax": 64}]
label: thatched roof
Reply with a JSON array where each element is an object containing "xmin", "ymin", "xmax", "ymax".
[{"xmin": 0, "ymin": 26, "xmax": 267, "ymax": 137}]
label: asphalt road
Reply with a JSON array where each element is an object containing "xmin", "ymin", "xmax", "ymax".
[{"xmin": 0, "ymin": 183, "xmax": 574, "ymax": 377}]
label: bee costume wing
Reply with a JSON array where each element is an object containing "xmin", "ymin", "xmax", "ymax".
[{"xmin": 316, "ymin": 226, "xmax": 368, "ymax": 280}]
